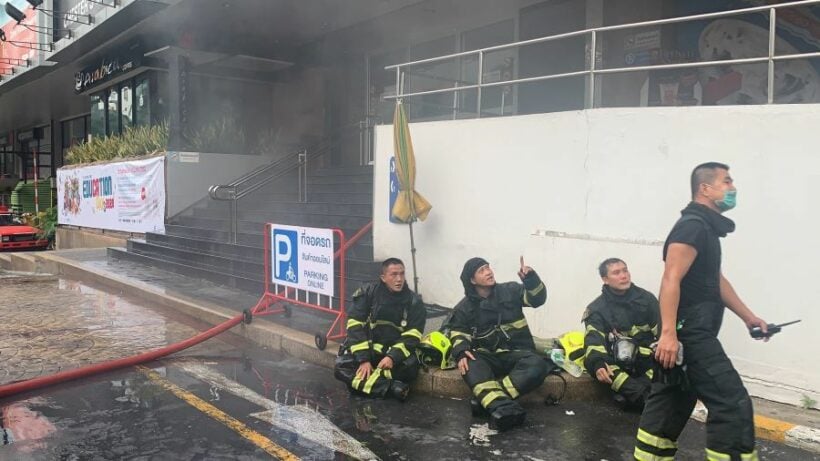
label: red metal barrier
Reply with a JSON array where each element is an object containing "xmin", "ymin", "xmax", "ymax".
[{"xmin": 252, "ymin": 224, "xmax": 348, "ymax": 350}]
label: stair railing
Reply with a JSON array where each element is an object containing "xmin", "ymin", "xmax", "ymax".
[{"xmin": 208, "ymin": 126, "xmax": 360, "ymax": 243}]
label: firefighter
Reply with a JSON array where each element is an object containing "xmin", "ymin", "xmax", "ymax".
[
  {"xmin": 334, "ymin": 258, "xmax": 426, "ymax": 401},
  {"xmin": 583, "ymin": 258, "xmax": 659, "ymax": 410},
  {"xmin": 444, "ymin": 256, "xmax": 551, "ymax": 431},
  {"xmin": 634, "ymin": 162, "xmax": 769, "ymax": 461}
]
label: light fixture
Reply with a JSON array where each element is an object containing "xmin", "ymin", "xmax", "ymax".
[
  {"xmin": 23, "ymin": 0, "xmax": 93, "ymax": 25},
  {"xmin": 4, "ymin": 2, "xmax": 26, "ymax": 23},
  {"xmin": 2, "ymin": 3, "xmax": 72, "ymax": 40}
]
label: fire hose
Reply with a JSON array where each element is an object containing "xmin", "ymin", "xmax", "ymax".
[{"xmin": 0, "ymin": 305, "xmax": 265, "ymax": 399}]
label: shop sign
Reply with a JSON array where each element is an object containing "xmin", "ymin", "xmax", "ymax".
[
  {"xmin": 74, "ymin": 43, "xmax": 142, "ymax": 93},
  {"xmin": 55, "ymin": 0, "xmax": 104, "ymax": 32}
]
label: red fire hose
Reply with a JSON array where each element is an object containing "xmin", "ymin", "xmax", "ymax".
[{"xmin": 0, "ymin": 309, "xmax": 253, "ymax": 399}]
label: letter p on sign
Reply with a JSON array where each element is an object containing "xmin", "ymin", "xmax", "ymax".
[{"xmin": 272, "ymin": 229, "xmax": 298, "ymax": 283}]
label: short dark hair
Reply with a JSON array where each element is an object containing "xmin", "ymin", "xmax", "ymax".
[
  {"xmin": 598, "ymin": 258, "xmax": 626, "ymax": 277},
  {"xmin": 381, "ymin": 257, "xmax": 405, "ymax": 273},
  {"xmin": 690, "ymin": 162, "xmax": 729, "ymax": 199}
]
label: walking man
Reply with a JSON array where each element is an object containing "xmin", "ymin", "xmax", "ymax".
[{"xmin": 634, "ymin": 162, "xmax": 768, "ymax": 461}]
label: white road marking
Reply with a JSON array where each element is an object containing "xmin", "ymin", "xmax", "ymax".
[{"xmin": 177, "ymin": 361, "xmax": 379, "ymax": 461}]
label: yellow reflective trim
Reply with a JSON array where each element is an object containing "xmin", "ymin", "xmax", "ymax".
[
  {"xmin": 609, "ymin": 364, "xmax": 621, "ymax": 371},
  {"xmin": 472, "ymin": 381, "xmax": 503, "ymax": 396},
  {"xmin": 629, "ymin": 324, "xmax": 653, "ymax": 336},
  {"xmin": 351, "ymin": 375, "xmax": 363, "ymax": 390},
  {"xmin": 651, "ymin": 325, "xmax": 658, "ymax": 336},
  {"xmin": 645, "ymin": 368, "xmax": 654, "ymax": 380},
  {"xmin": 391, "ymin": 343, "xmax": 411, "ymax": 358},
  {"xmin": 449, "ymin": 330, "xmax": 472, "ymax": 340},
  {"xmin": 611, "ymin": 372, "xmax": 629, "ymax": 392},
  {"xmin": 502, "ymin": 376, "xmax": 519, "ymax": 399},
  {"xmin": 383, "ymin": 369, "xmax": 393, "ymax": 380},
  {"xmin": 501, "ymin": 318, "xmax": 528, "ymax": 330},
  {"xmin": 372, "ymin": 343, "xmax": 384, "ymax": 353},
  {"xmin": 527, "ymin": 283, "xmax": 545, "ymax": 297},
  {"xmin": 705, "ymin": 448, "xmax": 732, "ymax": 461},
  {"xmin": 362, "ymin": 369, "xmax": 382, "ymax": 394},
  {"xmin": 585, "ymin": 324, "xmax": 606, "ymax": 337},
  {"xmin": 740, "ymin": 450, "xmax": 759, "ymax": 461},
  {"xmin": 401, "ymin": 328, "xmax": 422, "ymax": 339},
  {"xmin": 585, "ymin": 345, "xmax": 607, "ymax": 358},
  {"xmin": 634, "ymin": 447, "xmax": 674, "ymax": 461},
  {"xmin": 370, "ymin": 320, "xmax": 401, "ymax": 331},
  {"xmin": 480, "ymin": 391, "xmax": 507, "ymax": 408},
  {"xmin": 639, "ymin": 347, "xmax": 653, "ymax": 356},
  {"xmin": 349, "ymin": 341, "xmax": 370, "ymax": 353},
  {"xmin": 637, "ymin": 429, "xmax": 678, "ymax": 450},
  {"xmin": 346, "ymin": 318, "xmax": 365, "ymax": 328},
  {"xmin": 453, "ymin": 339, "xmax": 466, "ymax": 347}
]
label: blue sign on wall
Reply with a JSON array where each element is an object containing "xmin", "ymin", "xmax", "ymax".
[{"xmin": 389, "ymin": 156, "xmax": 401, "ymax": 223}]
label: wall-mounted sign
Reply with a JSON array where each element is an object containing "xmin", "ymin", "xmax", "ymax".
[
  {"xmin": 53, "ymin": 0, "xmax": 104, "ymax": 40},
  {"xmin": 74, "ymin": 42, "xmax": 142, "ymax": 93}
]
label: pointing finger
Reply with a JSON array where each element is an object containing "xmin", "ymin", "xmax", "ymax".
[{"xmin": 520, "ymin": 255, "xmax": 525, "ymax": 270}]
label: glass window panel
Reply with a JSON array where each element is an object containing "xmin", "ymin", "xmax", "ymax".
[
  {"xmin": 107, "ymin": 89, "xmax": 120, "ymax": 135},
  {"xmin": 135, "ymin": 76, "xmax": 151, "ymax": 126},
  {"xmin": 121, "ymin": 82, "xmax": 133, "ymax": 129},
  {"xmin": 90, "ymin": 93, "xmax": 105, "ymax": 138}
]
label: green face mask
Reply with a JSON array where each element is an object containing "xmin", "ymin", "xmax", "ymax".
[{"xmin": 715, "ymin": 189, "xmax": 737, "ymax": 212}]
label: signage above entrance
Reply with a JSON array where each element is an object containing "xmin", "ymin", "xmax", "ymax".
[{"xmin": 74, "ymin": 42, "xmax": 142, "ymax": 93}]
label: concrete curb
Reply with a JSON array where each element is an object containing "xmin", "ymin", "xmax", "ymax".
[
  {"xmin": 3, "ymin": 251, "xmax": 817, "ymax": 454},
  {"xmin": 691, "ymin": 403, "xmax": 820, "ymax": 454}
]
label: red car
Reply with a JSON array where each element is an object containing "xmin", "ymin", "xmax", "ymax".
[{"xmin": 0, "ymin": 205, "xmax": 49, "ymax": 251}]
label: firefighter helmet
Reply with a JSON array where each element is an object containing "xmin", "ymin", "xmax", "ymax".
[{"xmin": 416, "ymin": 331, "xmax": 454, "ymax": 369}]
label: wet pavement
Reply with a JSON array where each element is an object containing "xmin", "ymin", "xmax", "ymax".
[{"xmin": 1, "ymin": 271, "xmax": 819, "ymax": 460}]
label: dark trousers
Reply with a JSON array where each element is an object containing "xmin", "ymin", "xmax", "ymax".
[
  {"xmin": 635, "ymin": 303, "xmax": 756, "ymax": 461},
  {"xmin": 610, "ymin": 358, "xmax": 653, "ymax": 408},
  {"xmin": 463, "ymin": 350, "xmax": 549, "ymax": 412},
  {"xmin": 334, "ymin": 353, "xmax": 419, "ymax": 398}
]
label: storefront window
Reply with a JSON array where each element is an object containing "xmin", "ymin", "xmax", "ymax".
[
  {"xmin": 90, "ymin": 93, "xmax": 105, "ymax": 138},
  {"xmin": 121, "ymin": 83, "xmax": 133, "ymax": 129},
  {"xmin": 62, "ymin": 116, "xmax": 88, "ymax": 162},
  {"xmin": 135, "ymin": 76, "xmax": 150, "ymax": 126},
  {"xmin": 107, "ymin": 89, "xmax": 120, "ymax": 135}
]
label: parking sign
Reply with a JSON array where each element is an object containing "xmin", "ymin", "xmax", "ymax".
[{"xmin": 269, "ymin": 224, "xmax": 335, "ymax": 297}]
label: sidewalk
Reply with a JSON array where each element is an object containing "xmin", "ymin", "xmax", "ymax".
[{"xmin": 1, "ymin": 248, "xmax": 818, "ymax": 453}]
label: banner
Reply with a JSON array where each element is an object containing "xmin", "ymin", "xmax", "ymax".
[
  {"xmin": 57, "ymin": 156, "xmax": 166, "ymax": 233},
  {"xmin": 269, "ymin": 224, "xmax": 335, "ymax": 297}
]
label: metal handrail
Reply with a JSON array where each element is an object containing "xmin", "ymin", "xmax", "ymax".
[
  {"xmin": 385, "ymin": 0, "xmax": 820, "ymax": 110},
  {"xmin": 207, "ymin": 127, "xmax": 361, "ymax": 243}
]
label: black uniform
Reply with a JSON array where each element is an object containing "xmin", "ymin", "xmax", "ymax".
[
  {"xmin": 334, "ymin": 281, "xmax": 425, "ymax": 399},
  {"xmin": 583, "ymin": 284, "xmax": 659, "ymax": 407},
  {"xmin": 445, "ymin": 258, "xmax": 550, "ymax": 424},
  {"xmin": 635, "ymin": 202, "xmax": 757, "ymax": 461}
]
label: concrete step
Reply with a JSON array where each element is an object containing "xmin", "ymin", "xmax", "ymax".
[
  {"xmin": 193, "ymin": 201, "xmax": 373, "ymax": 218},
  {"xmin": 303, "ymin": 182, "xmax": 373, "ymax": 194},
  {"xmin": 308, "ymin": 165, "xmax": 373, "ymax": 177},
  {"xmin": 307, "ymin": 174, "xmax": 373, "ymax": 185},
  {"xmin": 174, "ymin": 214, "xmax": 372, "ymax": 235},
  {"xmin": 147, "ymin": 231, "xmax": 374, "ymax": 261}
]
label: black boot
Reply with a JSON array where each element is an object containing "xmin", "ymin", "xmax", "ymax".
[
  {"xmin": 489, "ymin": 402, "xmax": 526, "ymax": 431},
  {"xmin": 470, "ymin": 397, "xmax": 488, "ymax": 417},
  {"xmin": 389, "ymin": 380, "xmax": 410, "ymax": 402}
]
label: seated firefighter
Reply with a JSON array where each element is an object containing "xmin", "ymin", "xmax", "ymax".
[
  {"xmin": 334, "ymin": 258, "xmax": 426, "ymax": 401},
  {"xmin": 582, "ymin": 258, "xmax": 659, "ymax": 409},
  {"xmin": 445, "ymin": 256, "xmax": 551, "ymax": 431}
]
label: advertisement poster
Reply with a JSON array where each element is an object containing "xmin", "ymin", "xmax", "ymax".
[
  {"xmin": 639, "ymin": 0, "xmax": 820, "ymax": 106},
  {"xmin": 269, "ymin": 224, "xmax": 335, "ymax": 297},
  {"xmin": 57, "ymin": 156, "xmax": 166, "ymax": 233}
]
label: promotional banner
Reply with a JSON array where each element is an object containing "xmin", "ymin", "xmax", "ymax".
[
  {"xmin": 269, "ymin": 224, "xmax": 335, "ymax": 297},
  {"xmin": 57, "ymin": 156, "xmax": 166, "ymax": 233}
]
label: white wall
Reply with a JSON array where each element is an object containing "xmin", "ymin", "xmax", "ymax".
[{"xmin": 373, "ymin": 105, "xmax": 820, "ymax": 408}]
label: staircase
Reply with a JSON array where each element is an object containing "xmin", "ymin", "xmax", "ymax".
[{"xmin": 108, "ymin": 164, "xmax": 379, "ymax": 302}]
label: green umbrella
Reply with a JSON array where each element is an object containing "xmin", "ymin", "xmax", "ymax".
[{"xmin": 392, "ymin": 100, "xmax": 432, "ymax": 293}]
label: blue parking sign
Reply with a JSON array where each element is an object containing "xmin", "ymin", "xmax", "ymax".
[{"xmin": 272, "ymin": 228, "xmax": 298, "ymax": 284}]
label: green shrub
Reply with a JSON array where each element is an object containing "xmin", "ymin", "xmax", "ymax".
[{"xmin": 65, "ymin": 123, "xmax": 169, "ymax": 165}]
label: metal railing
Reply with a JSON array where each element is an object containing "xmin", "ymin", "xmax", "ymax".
[
  {"xmin": 385, "ymin": 0, "xmax": 820, "ymax": 111},
  {"xmin": 208, "ymin": 127, "xmax": 360, "ymax": 243}
]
